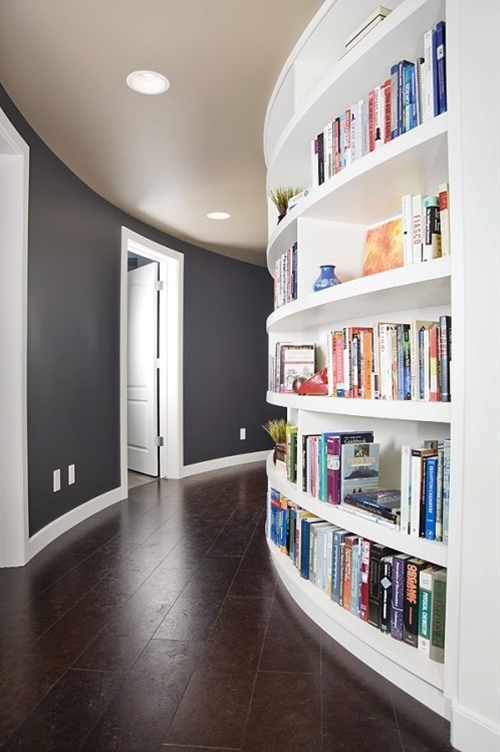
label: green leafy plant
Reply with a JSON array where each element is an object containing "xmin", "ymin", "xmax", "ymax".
[
  {"xmin": 262, "ymin": 418, "xmax": 288, "ymax": 444},
  {"xmin": 269, "ymin": 186, "xmax": 302, "ymax": 219}
]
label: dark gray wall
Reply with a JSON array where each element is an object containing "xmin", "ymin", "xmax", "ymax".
[{"xmin": 0, "ymin": 83, "xmax": 282, "ymax": 537}]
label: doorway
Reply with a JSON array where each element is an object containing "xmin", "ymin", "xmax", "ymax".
[
  {"xmin": 120, "ymin": 227, "xmax": 184, "ymax": 491},
  {"xmin": 0, "ymin": 107, "xmax": 29, "ymax": 567}
]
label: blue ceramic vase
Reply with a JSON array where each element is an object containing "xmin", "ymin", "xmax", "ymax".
[{"xmin": 313, "ymin": 264, "xmax": 342, "ymax": 292}]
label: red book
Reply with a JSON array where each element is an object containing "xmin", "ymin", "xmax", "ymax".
[
  {"xmin": 368, "ymin": 89, "xmax": 376, "ymax": 152},
  {"xmin": 383, "ymin": 78, "xmax": 392, "ymax": 143},
  {"xmin": 359, "ymin": 538, "xmax": 371, "ymax": 621}
]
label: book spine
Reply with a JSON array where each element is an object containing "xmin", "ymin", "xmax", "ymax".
[
  {"xmin": 326, "ymin": 435, "xmax": 340, "ymax": 504},
  {"xmin": 390, "ymin": 554, "xmax": 407, "ymax": 640},
  {"xmin": 439, "ymin": 315, "xmax": 451, "ymax": 402},
  {"xmin": 331, "ymin": 529, "xmax": 348, "ymax": 603},
  {"xmin": 424, "ymin": 456, "xmax": 438, "ymax": 540},
  {"xmin": 400, "ymin": 445, "xmax": 412, "ymax": 534},
  {"xmin": 359, "ymin": 538, "xmax": 371, "ymax": 621},
  {"xmin": 435, "ymin": 20, "xmax": 447, "ymax": 114},
  {"xmin": 430, "ymin": 569, "xmax": 447, "ymax": 662},
  {"xmin": 412, "ymin": 194, "xmax": 424, "ymax": 264},
  {"xmin": 403, "ymin": 558, "xmax": 423, "ymax": 647},
  {"xmin": 390, "ymin": 64, "xmax": 399, "ymax": 139},
  {"xmin": 442, "ymin": 439, "xmax": 451, "ymax": 544},
  {"xmin": 380, "ymin": 556, "xmax": 393, "ymax": 633},
  {"xmin": 350, "ymin": 540, "xmax": 360, "ymax": 616},
  {"xmin": 429, "ymin": 324, "xmax": 440, "ymax": 401},
  {"xmin": 418, "ymin": 566, "xmax": 435, "ymax": 655},
  {"xmin": 415, "ymin": 56, "xmax": 425, "ymax": 125},
  {"xmin": 423, "ymin": 29, "xmax": 435, "ymax": 121},
  {"xmin": 367, "ymin": 544, "xmax": 385, "ymax": 627},
  {"xmin": 438, "ymin": 183, "xmax": 451, "ymax": 256}
]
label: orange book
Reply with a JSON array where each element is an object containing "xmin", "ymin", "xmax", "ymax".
[{"xmin": 362, "ymin": 217, "xmax": 404, "ymax": 276}]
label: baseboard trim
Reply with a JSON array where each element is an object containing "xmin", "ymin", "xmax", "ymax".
[
  {"xmin": 182, "ymin": 450, "xmax": 269, "ymax": 477},
  {"xmin": 28, "ymin": 486, "xmax": 125, "ymax": 561},
  {"xmin": 451, "ymin": 701, "xmax": 500, "ymax": 752}
]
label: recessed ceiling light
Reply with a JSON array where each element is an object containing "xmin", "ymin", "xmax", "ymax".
[
  {"xmin": 126, "ymin": 70, "xmax": 170, "ymax": 95},
  {"xmin": 207, "ymin": 212, "xmax": 231, "ymax": 220}
]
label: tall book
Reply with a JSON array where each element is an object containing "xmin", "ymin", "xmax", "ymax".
[
  {"xmin": 403, "ymin": 557, "xmax": 426, "ymax": 647},
  {"xmin": 424, "ymin": 455, "xmax": 439, "ymax": 540},
  {"xmin": 400, "ymin": 444, "xmax": 412, "ymax": 534},
  {"xmin": 340, "ymin": 442, "xmax": 380, "ymax": 501},
  {"xmin": 380, "ymin": 554, "xmax": 393, "ymax": 634},
  {"xmin": 430, "ymin": 568, "xmax": 447, "ymax": 663},
  {"xmin": 411, "ymin": 194, "xmax": 424, "ymax": 263},
  {"xmin": 367, "ymin": 543, "xmax": 393, "ymax": 628},
  {"xmin": 359, "ymin": 538, "xmax": 371, "ymax": 621},
  {"xmin": 438, "ymin": 183, "xmax": 451, "ymax": 256},
  {"xmin": 390, "ymin": 553, "xmax": 410, "ymax": 640},
  {"xmin": 331, "ymin": 528, "xmax": 349, "ymax": 603},
  {"xmin": 418, "ymin": 565, "xmax": 442, "ymax": 655},
  {"xmin": 435, "ymin": 20, "xmax": 447, "ymax": 114},
  {"xmin": 410, "ymin": 446, "xmax": 438, "ymax": 537},
  {"xmin": 281, "ymin": 344, "xmax": 315, "ymax": 394},
  {"xmin": 341, "ymin": 534, "xmax": 359, "ymax": 611},
  {"xmin": 439, "ymin": 315, "xmax": 452, "ymax": 402}
]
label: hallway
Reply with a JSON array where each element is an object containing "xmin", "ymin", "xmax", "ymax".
[{"xmin": 0, "ymin": 462, "xmax": 455, "ymax": 751}]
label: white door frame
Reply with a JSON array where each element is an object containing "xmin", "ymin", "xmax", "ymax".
[
  {"xmin": 0, "ymin": 107, "xmax": 30, "ymax": 567},
  {"xmin": 120, "ymin": 227, "xmax": 184, "ymax": 487}
]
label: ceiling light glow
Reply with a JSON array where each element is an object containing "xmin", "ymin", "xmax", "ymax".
[
  {"xmin": 207, "ymin": 212, "xmax": 231, "ymax": 220},
  {"xmin": 126, "ymin": 70, "xmax": 170, "ymax": 95}
]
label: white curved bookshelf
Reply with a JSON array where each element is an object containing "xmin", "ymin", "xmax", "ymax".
[{"xmin": 263, "ymin": 0, "xmax": 460, "ymax": 730}]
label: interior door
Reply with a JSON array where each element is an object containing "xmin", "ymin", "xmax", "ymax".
[{"xmin": 127, "ymin": 261, "xmax": 159, "ymax": 475}]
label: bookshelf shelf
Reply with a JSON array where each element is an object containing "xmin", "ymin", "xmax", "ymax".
[{"xmin": 267, "ymin": 454, "xmax": 448, "ymax": 567}]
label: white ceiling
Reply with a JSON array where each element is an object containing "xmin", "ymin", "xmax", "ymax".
[{"xmin": 0, "ymin": 0, "xmax": 325, "ymax": 265}]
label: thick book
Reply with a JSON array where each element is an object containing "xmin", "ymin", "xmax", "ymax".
[
  {"xmin": 359, "ymin": 538, "xmax": 371, "ymax": 621},
  {"xmin": 430, "ymin": 568, "xmax": 447, "ymax": 663},
  {"xmin": 367, "ymin": 543, "xmax": 393, "ymax": 628},
  {"xmin": 423, "ymin": 195, "xmax": 442, "ymax": 261},
  {"xmin": 340, "ymin": 442, "xmax": 380, "ymax": 501},
  {"xmin": 410, "ymin": 446, "xmax": 438, "ymax": 537},
  {"xmin": 390, "ymin": 553, "xmax": 410, "ymax": 640},
  {"xmin": 424, "ymin": 455, "xmax": 439, "ymax": 540},
  {"xmin": 342, "ymin": 488, "xmax": 400, "ymax": 525},
  {"xmin": 341, "ymin": 534, "xmax": 359, "ymax": 611},
  {"xmin": 403, "ymin": 557, "xmax": 426, "ymax": 647}
]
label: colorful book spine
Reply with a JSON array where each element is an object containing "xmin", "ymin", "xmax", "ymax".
[
  {"xmin": 403, "ymin": 557, "xmax": 426, "ymax": 647},
  {"xmin": 424, "ymin": 456, "xmax": 438, "ymax": 540},
  {"xmin": 380, "ymin": 555, "xmax": 393, "ymax": 634},
  {"xmin": 391, "ymin": 553, "xmax": 410, "ymax": 640},
  {"xmin": 430, "ymin": 568, "xmax": 447, "ymax": 663},
  {"xmin": 435, "ymin": 21, "xmax": 447, "ymax": 114}
]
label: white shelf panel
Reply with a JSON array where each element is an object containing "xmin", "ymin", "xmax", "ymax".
[
  {"xmin": 266, "ymin": 0, "xmax": 446, "ymax": 189},
  {"xmin": 267, "ymin": 391, "xmax": 451, "ymax": 424},
  {"xmin": 268, "ymin": 256, "xmax": 451, "ymax": 331},
  {"xmin": 267, "ymin": 115, "xmax": 448, "ymax": 270},
  {"xmin": 267, "ymin": 542, "xmax": 446, "ymax": 715},
  {"xmin": 267, "ymin": 454, "xmax": 448, "ymax": 567}
]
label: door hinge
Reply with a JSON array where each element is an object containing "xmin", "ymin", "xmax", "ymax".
[
  {"xmin": 154, "ymin": 436, "xmax": 164, "ymax": 447},
  {"xmin": 155, "ymin": 280, "xmax": 164, "ymax": 291}
]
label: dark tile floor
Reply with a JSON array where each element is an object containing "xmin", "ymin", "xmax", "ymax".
[{"xmin": 0, "ymin": 461, "xmax": 456, "ymax": 751}]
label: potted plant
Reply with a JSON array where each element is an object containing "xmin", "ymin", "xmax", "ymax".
[
  {"xmin": 269, "ymin": 186, "xmax": 302, "ymax": 223},
  {"xmin": 262, "ymin": 418, "xmax": 288, "ymax": 465}
]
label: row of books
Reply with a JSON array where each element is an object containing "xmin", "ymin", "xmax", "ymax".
[
  {"xmin": 270, "ymin": 342, "xmax": 315, "ymax": 394},
  {"xmin": 284, "ymin": 429, "xmax": 451, "ymax": 544},
  {"xmin": 268, "ymin": 488, "xmax": 447, "ymax": 662},
  {"xmin": 325, "ymin": 315, "xmax": 452, "ymax": 402},
  {"xmin": 311, "ymin": 20, "xmax": 447, "ymax": 188},
  {"xmin": 273, "ymin": 241, "xmax": 298, "ymax": 309}
]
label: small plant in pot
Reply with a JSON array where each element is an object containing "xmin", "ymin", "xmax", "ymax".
[
  {"xmin": 269, "ymin": 186, "xmax": 302, "ymax": 223},
  {"xmin": 262, "ymin": 418, "xmax": 288, "ymax": 465}
]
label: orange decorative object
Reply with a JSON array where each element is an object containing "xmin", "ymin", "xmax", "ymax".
[{"xmin": 297, "ymin": 367, "xmax": 328, "ymax": 395}]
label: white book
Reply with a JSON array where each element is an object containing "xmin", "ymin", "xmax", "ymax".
[
  {"xmin": 422, "ymin": 29, "xmax": 435, "ymax": 121},
  {"xmin": 324, "ymin": 122, "xmax": 333, "ymax": 180},
  {"xmin": 412, "ymin": 194, "xmax": 424, "ymax": 263},
  {"xmin": 401, "ymin": 194, "xmax": 414, "ymax": 265},
  {"xmin": 400, "ymin": 445, "xmax": 412, "ymax": 534}
]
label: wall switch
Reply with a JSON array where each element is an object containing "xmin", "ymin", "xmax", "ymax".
[
  {"xmin": 53, "ymin": 469, "xmax": 61, "ymax": 492},
  {"xmin": 240, "ymin": 427, "xmax": 246, "ymax": 440},
  {"xmin": 68, "ymin": 464, "xmax": 75, "ymax": 485}
]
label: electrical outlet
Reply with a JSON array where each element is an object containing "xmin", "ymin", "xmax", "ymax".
[
  {"xmin": 240, "ymin": 427, "xmax": 246, "ymax": 440},
  {"xmin": 53, "ymin": 469, "xmax": 61, "ymax": 492},
  {"xmin": 68, "ymin": 464, "xmax": 75, "ymax": 485}
]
